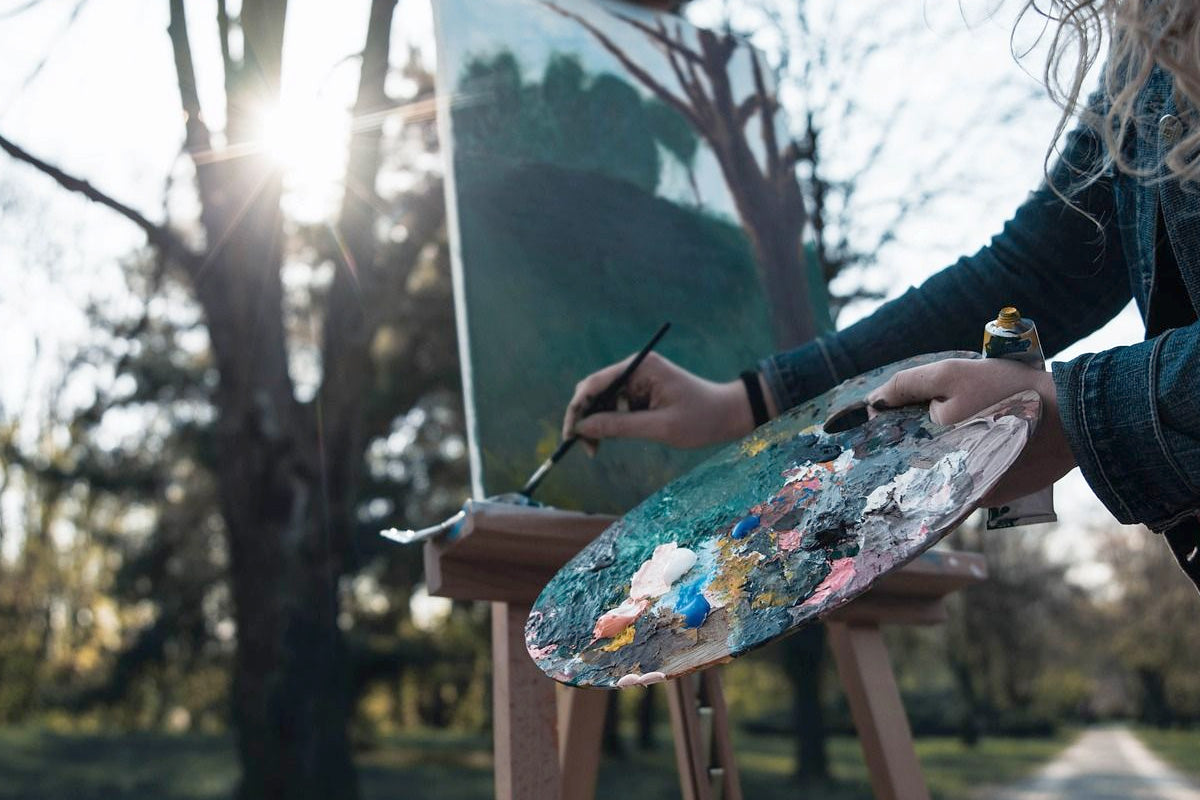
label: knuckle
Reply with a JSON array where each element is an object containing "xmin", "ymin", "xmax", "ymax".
[
  {"xmin": 924, "ymin": 362, "xmax": 949, "ymax": 382},
  {"xmin": 639, "ymin": 351, "xmax": 663, "ymax": 372}
]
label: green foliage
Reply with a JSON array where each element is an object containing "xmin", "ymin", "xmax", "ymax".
[
  {"xmin": 454, "ymin": 153, "xmax": 773, "ymax": 511},
  {"xmin": 1135, "ymin": 726, "xmax": 1200, "ymax": 781},
  {"xmin": 645, "ymin": 98, "xmax": 698, "ymax": 173},
  {"xmin": 1103, "ymin": 530, "xmax": 1200, "ymax": 726},
  {"xmin": 454, "ymin": 51, "xmax": 697, "ymax": 195}
]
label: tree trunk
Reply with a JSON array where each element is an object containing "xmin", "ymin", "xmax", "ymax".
[
  {"xmin": 198, "ymin": 163, "xmax": 360, "ymax": 800},
  {"xmin": 218, "ymin": 416, "xmax": 359, "ymax": 800},
  {"xmin": 693, "ymin": 30, "xmax": 815, "ymax": 350},
  {"xmin": 168, "ymin": 1, "xmax": 366, "ymax": 795},
  {"xmin": 782, "ymin": 626, "xmax": 830, "ymax": 783},
  {"xmin": 637, "ymin": 686, "xmax": 657, "ymax": 751},
  {"xmin": 602, "ymin": 691, "xmax": 625, "ymax": 756}
]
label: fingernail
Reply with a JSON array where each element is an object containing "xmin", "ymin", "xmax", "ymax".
[{"xmin": 870, "ymin": 398, "xmax": 891, "ymax": 411}]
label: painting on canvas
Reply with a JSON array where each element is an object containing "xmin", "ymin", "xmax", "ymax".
[{"xmin": 435, "ymin": 0, "xmax": 828, "ymax": 512}]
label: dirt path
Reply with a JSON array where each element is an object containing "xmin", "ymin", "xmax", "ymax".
[{"xmin": 987, "ymin": 726, "xmax": 1199, "ymax": 800}]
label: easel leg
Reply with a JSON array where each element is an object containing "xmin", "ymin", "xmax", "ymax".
[
  {"xmin": 827, "ymin": 621, "xmax": 931, "ymax": 800},
  {"xmin": 557, "ymin": 685, "xmax": 607, "ymax": 800},
  {"xmin": 665, "ymin": 669, "xmax": 743, "ymax": 800},
  {"xmin": 492, "ymin": 602, "xmax": 561, "ymax": 800}
]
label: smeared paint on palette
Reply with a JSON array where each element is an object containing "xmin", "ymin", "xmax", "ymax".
[{"xmin": 526, "ymin": 352, "xmax": 1040, "ymax": 688}]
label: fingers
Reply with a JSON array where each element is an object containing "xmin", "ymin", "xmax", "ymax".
[
  {"xmin": 561, "ymin": 355, "xmax": 636, "ymax": 441},
  {"xmin": 867, "ymin": 360, "xmax": 994, "ymax": 425},
  {"xmin": 867, "ymin": 362, "xmax": 950, "ymax": 411},
  {"xmin": 573, "ymin": 408, "xmax": 677, "ymax": 445}
]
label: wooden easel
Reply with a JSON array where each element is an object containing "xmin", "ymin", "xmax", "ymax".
[{"xmin": 424, "ymin": 503, "xmax": 986, "ymax": 800}]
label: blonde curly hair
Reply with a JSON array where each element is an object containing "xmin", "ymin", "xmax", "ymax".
[{"xmin": 1025, "ymin": 0, "xmax": 1200, "ymax": 184}]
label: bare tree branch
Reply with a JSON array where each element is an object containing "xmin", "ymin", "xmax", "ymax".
[
  {"xmin": 749, "ymin": 49, "xmax": 781, "ymax": 177},
  {"xmin": 540, "ymin": 1, "xmax": 701, "ymax": 131},
  {"xmin": 216, "ymin": 0, "xmax": 238, "ymax": 98},
  {"xmin": 0, "ymin": 132, "xmax": 203, "ymax": 271},
  {"xmin": 168, "ymin": 0, "xmax": 213, "ymax": 157},
  {"xmin": 663, "ymin": 41, "xmax": 710, "ymax": 126},
  {"xmin": 1, "ymin": 0, "xmax": 89, "ymax": 110},
  {"xmin": 0, "ymin": 0, "xmax": 44, "ymax": 19},
  {"xmin": 610, "ymin": 11, "xmax": 702, "ymax": 64},
  {"xmin": 323, "ymin": 0, "xmax": 397, "ymax": 388},
  {"xmin": 736, "ymin": 94, "xmax": 761, "ymax": 128}
]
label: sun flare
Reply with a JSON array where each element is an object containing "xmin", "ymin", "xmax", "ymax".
[{"xmin": 255, "ymin": 96, "xmax": 349, "ymax": 220}]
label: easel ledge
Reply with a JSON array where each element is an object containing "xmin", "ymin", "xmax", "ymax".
[
  {"xmin": 425, "ymin": 503, "xmax": 987, "ymax": 800},
  {"xmin": 424, "ymin": 501, "xmax": 986, "ymax": 614}
]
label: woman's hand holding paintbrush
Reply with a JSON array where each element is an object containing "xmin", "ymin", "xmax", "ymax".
[
  {"xmin": 522, "ymin": 323, "xmax": 670, "ymax": 497},
  {"xmin": 562, "ymin": 350, "xmax": 775, "ymax": 453}
]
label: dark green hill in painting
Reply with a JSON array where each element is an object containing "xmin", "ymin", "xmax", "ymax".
[{"xmin": 455, "ymin": 153, "xmax": 776, "ymax": 513}]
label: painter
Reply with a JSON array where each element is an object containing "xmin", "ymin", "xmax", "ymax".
[{"xmin": 563, "ymin": 0, "xmax": 1200, "ymax": 595}]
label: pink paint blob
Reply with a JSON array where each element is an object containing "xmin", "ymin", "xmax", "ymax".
[
  {"xmin": 592, "ymin": 597, "xmax": 649, "ymax": 640},
  {"xmin": 776, "ymin": 529, "xmax": 804, "ymax": 552},
  {"xmin": 527, "ymin": 643, "xmax": 557, "ymax": 661},
  {"xmin": 801, "ymin": 557, "xmax": 857, "ymax": 608}
]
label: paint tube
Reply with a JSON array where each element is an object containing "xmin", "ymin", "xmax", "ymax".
[{"xmin": 982, "ymin": 307, "xmax": 1057, "ymax": 529}]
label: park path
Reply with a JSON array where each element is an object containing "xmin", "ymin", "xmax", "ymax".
[{"xmin": 986, "ymin": 726, "xmax": 1199, "ymax": 800}]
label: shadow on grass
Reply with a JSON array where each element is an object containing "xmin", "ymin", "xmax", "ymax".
[
  {"xmin": 0, "ymin": 726, "xmax": 1067, "ymax": 800},
  {"xmin": 0, "ymin": 728, "xmax": 237, "ymax": 800}
]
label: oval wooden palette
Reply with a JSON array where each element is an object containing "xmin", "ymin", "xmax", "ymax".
[{"xmin": 525, "ymin": 352, "xmax": 1041, "ymax": 688}]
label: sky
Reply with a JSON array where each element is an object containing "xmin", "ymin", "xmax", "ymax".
[{"xmin": 0, "ymin": 0, "xmax": 1147, "ymax": 585}]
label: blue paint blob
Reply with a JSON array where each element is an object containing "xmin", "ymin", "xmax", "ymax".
[
  {"xmin": 730, "ymin": 515, "xmax": 761, "ymax": 540},
  {"xmin": 676, "ymin": 580, "xmax": 711, "ymax": 628}
]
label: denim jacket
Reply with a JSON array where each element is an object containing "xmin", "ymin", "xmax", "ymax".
[{"xmin": 761, "ymin": 65, "xmax": 1200, "ymax": 591}]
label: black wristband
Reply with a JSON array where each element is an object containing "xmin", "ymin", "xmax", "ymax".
[{"xmin": 739, "ymin": 370, "xmax": 769, "ymax": 428}]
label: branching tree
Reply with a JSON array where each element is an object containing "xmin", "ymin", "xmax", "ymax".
[
  {"xmin": 544, "ymin": 0, "xmax": 819, "ymax": 347},
  {"xmin": 0, "ymin": 1, "xmax": 448, "ymax": 797}
]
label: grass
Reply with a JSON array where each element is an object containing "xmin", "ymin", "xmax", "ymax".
[
  {"xmin": 1133, "ymin": 726, "xmax": 1200, "ymax": 781},
  {"xmin": 0, "ymin": 725, "xmax": 1070, "ymax": 800}
]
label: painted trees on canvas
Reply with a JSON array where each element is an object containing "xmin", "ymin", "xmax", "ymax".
[{"xmin": 543, "ymin": 1, "xmax": 818, "ymax": 348}]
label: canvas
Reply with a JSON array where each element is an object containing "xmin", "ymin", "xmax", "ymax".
[{"xmin": 434, "ymin": 0, "xmax": 828, "ymax": 512}]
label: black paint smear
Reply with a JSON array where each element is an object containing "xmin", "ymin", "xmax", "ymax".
[
  {"xmin": 575, "ymin": 527, "xmax": 619, "ymax": 572},
  {"xmin": 790, "ymin": 434, "xmax": 844, "ymax": 463}
]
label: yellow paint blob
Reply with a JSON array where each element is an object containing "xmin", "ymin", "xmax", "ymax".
[
  {"xmin": 742, "ymin": 436, "xmax": 769, "ymax": 457},
  {"xmin": 706, "ymin": 551, "xmax": 764, "ymax": 607},
  {"xmin": 752, "ymin": 592, "xmax": 785, "ymax": 609},
  {"xmin": 600, "ymin": 624, "xmax": 637, "ymax": 652}
]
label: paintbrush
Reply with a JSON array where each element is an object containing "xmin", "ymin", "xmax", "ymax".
[
  {"xmin": 380, "ymin": 322, "xmax": 670, "ymax": 545},
  {"xmin": 518, "ymin": 321, "xmax": 671, "ymax": 498}
]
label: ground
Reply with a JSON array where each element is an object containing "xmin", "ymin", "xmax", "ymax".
[
  {"xmin": 1136, "ymin": 726, "xmax": 1200, "ymax": 784},
  {"xmin": 986, "ymin": 726, "xmax": 1200, "ymax": 800},
  {"xmin": 0, "ymin": 725, "xmax": 1070, "ymax": 800}
]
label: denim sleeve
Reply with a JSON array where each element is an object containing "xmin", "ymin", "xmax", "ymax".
[
  {"xmin": 1054, "ymin": 328, "xmax": 1200, "ymax": 531},
  {"xmin": 760, "ymin": 106, "xmax": 1131, "ymax": 411}
]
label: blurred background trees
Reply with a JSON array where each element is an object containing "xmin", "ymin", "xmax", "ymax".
[{"xmin": 0, "ymin": 1, "xmax": 1197, "ymax": 799}]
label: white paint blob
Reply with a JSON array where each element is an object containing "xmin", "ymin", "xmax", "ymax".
[
  {"xmin": 629, "ymin": 543, "xmax": 698, "ymax": 600},
  {"xmin": 616, "ymin": 671, "xmax": 667, "ymax": 688},
  {"xmin": 861, "ymin": 450, "xmax": 968, "ymax": 518}
]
